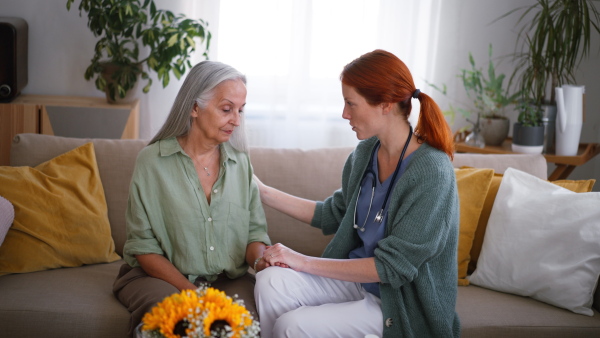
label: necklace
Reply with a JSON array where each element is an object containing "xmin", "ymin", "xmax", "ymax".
[{"xmin": 200, "ymin": 146, "xmax": 219, "ymax": 176}]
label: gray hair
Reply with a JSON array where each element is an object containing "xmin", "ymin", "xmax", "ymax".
[{"xmin": 149, "ymin": 61, "xmax": 248, "ymax": 152}]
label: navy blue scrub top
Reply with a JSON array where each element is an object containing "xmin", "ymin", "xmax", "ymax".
[{"xmin": 349, "ymin": 143, "xmax": 414, "ymax": 297}]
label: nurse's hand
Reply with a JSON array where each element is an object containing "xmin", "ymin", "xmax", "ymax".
[{"xmin": 263, "ymin": 243, "xmax": 304, "ymax": 271}]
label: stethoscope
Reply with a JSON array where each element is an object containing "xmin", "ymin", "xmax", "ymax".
[{"xmin": 353, "ymin": 126, "xmax": 413, "ymax": 232}]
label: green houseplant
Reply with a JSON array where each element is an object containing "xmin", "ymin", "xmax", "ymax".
[
  {"xmin": 499, "ymin": 0, "xmax": 600, "ymax": 153},
  {"xmin": 429, "ymin": 44, "xmax": 520, "ymax": 146},
  {"xmin": 67, "ymin": 0, "xmax": 211, "ymax": 103},
  {"xmin": 505, "ymin": 0, "xmax": 600, "ymax": 107}
]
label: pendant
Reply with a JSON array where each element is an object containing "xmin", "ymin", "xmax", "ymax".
[{"xmin": 203, "ymin": 167, "xmax": 210, "ymax": 176}]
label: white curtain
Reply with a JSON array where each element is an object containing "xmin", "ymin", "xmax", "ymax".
[{"xmin": 213, "ymin": 0, "xmax": 442, "ymax": 149}]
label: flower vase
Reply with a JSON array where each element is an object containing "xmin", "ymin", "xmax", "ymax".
[
  {"xmin": 465, "ymin": 114, "xmax": 485, "ymax": 148},
  {"xmin": 134, "ymin": 323, "xmax": 144, "ymax": 338},
  {"xmin": 555, "ymin": 85, "xmax": 584, "ymax": 156}
]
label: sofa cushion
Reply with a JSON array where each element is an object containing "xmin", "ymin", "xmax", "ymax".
[
  {"xmin": 0, "ymin": 143, "xmax": 121, "ymax": 276},
  {"xmin": 457, "ymin": 285, "xmax": 600, "ymax": 338},
  {"xmin": 0, "ymin": 260, "xmax": 129, "ymax": 337},
  {"xmin": 454, "ymin": 168, "xmax": 494, "ymax": 286},
  {"xmin": 469, "ymin": 168, "xmax": 600, "ymax": 316},
  {"xmin": 10, "ymin": 133, "xmax": 148, "ymax": 256}
]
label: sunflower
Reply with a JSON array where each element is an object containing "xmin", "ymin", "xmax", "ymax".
[
  {"xmin": 140, "ymin": 285, "xmax": 260, "ymax": 338},
  {"xmin": 198, "ymin": 288, "xmax": 255, "ymax": 337},
  {"xmin": 141, "ymin": 289, "xmax": 202, "ymax": 338}
]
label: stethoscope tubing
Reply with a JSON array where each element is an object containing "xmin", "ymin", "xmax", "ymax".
[{"xmin": 354, "ymin": 126, "xmax": 413, "ymax": 232}]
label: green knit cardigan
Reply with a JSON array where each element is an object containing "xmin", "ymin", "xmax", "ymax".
[{"xmin": 311, "ymin": 137, "xmax": 461, "ymax": 338}]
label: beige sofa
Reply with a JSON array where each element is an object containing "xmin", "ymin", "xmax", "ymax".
[{"xmin": 0, "ymin": 133, "xmax": 599, "ymax": 338}]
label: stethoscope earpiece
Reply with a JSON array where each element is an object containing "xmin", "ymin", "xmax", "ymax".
[{"xmin": 353, "ymin": 224, "xmax": 366, "ymax": 232}]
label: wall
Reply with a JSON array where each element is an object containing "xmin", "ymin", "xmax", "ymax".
[
  {"xmin": 0, "ymin": 0, "xmax": 219, "ymax": 139},
  {"xmin": 429, "ymin": 0, "xmax": 600, "ymax": 190},
  {"xmin": 1, "ymin": 0, "xmax": 599, "ymax": 188}
]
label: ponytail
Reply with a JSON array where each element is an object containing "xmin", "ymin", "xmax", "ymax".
[{"xmin": 415, "ymin": 92, "xmax": 455, "ymax": 159}]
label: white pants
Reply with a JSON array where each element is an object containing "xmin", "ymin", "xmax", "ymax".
[{"xmin": 255, "ymin": 267, "xmax": 383, "ymax": 338}]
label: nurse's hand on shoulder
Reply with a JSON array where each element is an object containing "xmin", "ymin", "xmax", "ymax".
[
  {"xmin": 252, "ymin": 174, "xmax": 267, "ymax": 195},
  {"xmin": 263, "ymin": 243, "xmax": 305, "ymax": 271}
]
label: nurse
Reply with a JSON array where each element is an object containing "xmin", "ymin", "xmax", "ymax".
[{"xmin": 253, "ymin": 49, "xmax": 460, "ymax": 338}]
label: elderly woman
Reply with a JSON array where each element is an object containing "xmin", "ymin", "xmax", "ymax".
[{"xmin": 113, "ymin": 61, "xmax": 271, "ymax": 336}]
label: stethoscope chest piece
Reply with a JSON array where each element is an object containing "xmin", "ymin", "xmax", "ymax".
[{"xmin": 374, "ymin": 210, "xmax": 384, "ymax": 223}]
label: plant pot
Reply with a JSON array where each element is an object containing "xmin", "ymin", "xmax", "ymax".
[
  {"xmin": 480, "ymin": 116, "xmax": 509, "ymax": 146},
  {"xmin": 512, "ymin": 123, "xmax": 545, "ymax": 154},
  {"xmin": 100, "ymin": 62, "xmax": 141, "ymax": 104}
]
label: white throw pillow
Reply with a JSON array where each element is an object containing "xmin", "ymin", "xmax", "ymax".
[
  {"xmin": 469, "ymin": 168, "xmax": 600, "ymax": 316},
  {"xmin": 0, "ymin": 195, "xmax": 14, "ymax": 246}
]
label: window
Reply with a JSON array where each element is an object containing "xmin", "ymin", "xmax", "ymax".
[{"xmin": 217, "ymin": 0, "xmax": 441, "ymax": 148}]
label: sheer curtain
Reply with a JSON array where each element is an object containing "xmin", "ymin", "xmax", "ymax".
[{"xmin": 214, "ymin": 0, "xmax": 442, "ymax": 149}]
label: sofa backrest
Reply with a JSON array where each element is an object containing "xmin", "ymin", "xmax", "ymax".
[
  {"xmin": 10, "ymin": 133, "xmax": 548, "ymax": 258},
  {"xmin": 453, "ymin": 153, "xmax": 547, "ymax": 179},
  {"xmin": 10, "ymin": 133, "xmax": 147, "ymax": 256},
  {"xmin": 249, "ymin": 147, "xmax": 354, "ymax": 257},
  {"xmin": 249, "ymin": 148, "xmax": 548, "ymax": 257}
]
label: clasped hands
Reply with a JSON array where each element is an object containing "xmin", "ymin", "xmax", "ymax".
[{"xmin": 261, "ymin": 243, "xmax": 305, "ymax": 272}]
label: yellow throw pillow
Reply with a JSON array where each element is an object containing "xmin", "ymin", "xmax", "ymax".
[
  {"xmin": 454, "ymin": 168, "xmax": 494, "ymax": 286},
  {"xmin": 467, "ymin": 171, "xmax": 596, "ymax": 275},
  {"xmin": 467, "ymin": 173, "xmax": 503, "ymax": 275},
  {"xmin": 0, "ymin": 143, "xmax": 120, "ymax": 276},
  {"xmin": 552, "ymin": 179, "xmax": 596, "ymax": 193}
]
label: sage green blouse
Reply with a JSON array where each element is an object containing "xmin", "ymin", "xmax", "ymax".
[{"xmin": 123, "ymin": 137, "xmax": 270, "ymax": 283}]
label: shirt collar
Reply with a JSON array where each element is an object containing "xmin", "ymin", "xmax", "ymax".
[{"xmin": 158, "ymin": 137, "xmax": 238, "ymax": 164}]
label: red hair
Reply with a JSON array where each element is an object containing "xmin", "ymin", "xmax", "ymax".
[{"xmin": 340, "ymin": 49, "xmax": 454, "ymax": 159}]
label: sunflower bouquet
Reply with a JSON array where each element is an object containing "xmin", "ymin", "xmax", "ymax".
[{"xmin": 139, "ymin": 285, "xmax": 260, "ymax": 338}]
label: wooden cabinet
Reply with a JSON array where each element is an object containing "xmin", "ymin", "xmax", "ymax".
[{"xmin": 0, "ymin": 95, "xmax": 139, "ymax": 165}]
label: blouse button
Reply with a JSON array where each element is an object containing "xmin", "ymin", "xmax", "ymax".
[
  {"xmin": 209, "ymin": 246, "xmax": 215, "ymax": 251},
  {"xmin": 213, "ymin": 189, "xmax": 218, "ymax": 193},
  {"xmin": 207, "ymin": 217, "xmax": 212, "ymax": 222}
]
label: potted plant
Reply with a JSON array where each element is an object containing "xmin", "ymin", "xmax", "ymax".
[
  {"xmin": 67, "ymin": 0, "xmax": 211, "ymax": 103},
  {"xmin": 512, "ymin": 99, "xmax": 545, "ymax": 154},
  {"xmin": 429, "ymin": 44, "xmax": 520, "ymax": 146},
  {"xmin": 500, "ymin": 0, "xmax": 600, "ymax": 152}
]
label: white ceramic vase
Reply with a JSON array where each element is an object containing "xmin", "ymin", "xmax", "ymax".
[{"xmin": 555, "ymin": 85, "xmax": 585, "ymax": 156}]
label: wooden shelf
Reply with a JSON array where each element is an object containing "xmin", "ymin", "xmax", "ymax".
[
  {"xmin": 456, "ymin": 138, "xmax": 600, "ymax": 166},
  {"xmin": 455, "ymin": 137, "xmax": 600, "ymax": 180},
  {"xmin": 0, "ymin": 95, "xmax": 139, "ymax": 166}
]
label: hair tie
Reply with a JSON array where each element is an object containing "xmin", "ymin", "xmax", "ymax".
[{"xmin": 412, "ymin": 89, "xmax": 421, "ymax": 99}]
